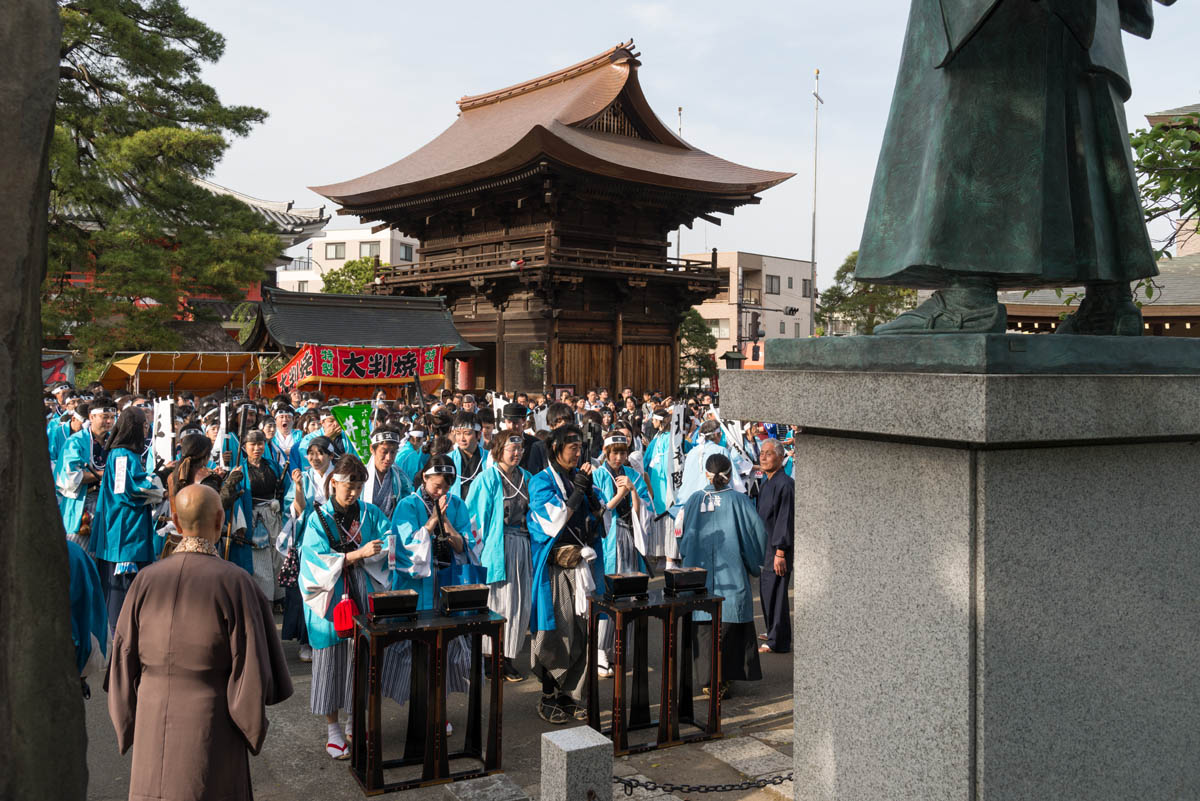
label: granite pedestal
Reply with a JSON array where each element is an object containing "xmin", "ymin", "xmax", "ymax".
[{"xmin": 721, "ymin": 335, "xmax": 1200, "ymax": 801}]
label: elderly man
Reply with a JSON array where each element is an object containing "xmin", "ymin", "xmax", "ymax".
[
  {"xmin": 756, "ymin": 439, "xmax": 794, "ymax": 654},
  {"xmin": 107, "ymin": 484, "xmax": 292, "ymax": 801}
]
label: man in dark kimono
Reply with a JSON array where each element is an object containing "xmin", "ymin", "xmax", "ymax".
[
  {"xmin": 106, "ymin": 485, "xmax": 292, "ymax": 801},
  {"xmin": 756, "ymin": 439, "xmax": 795, "ymax": 654},
  {"xmin": 858, "ymin": 0, "xmax": 1175, "ymax": 335}
]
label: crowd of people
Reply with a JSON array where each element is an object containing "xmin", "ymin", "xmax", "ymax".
[{"xmin": 46, "ymin": 377, "xmax": 796, "ymax": 790}]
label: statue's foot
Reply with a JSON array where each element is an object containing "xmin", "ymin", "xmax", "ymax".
[
  {"xmin": 1055, "ymin": 283, "xmax": 1142, "ymax": 336},
  {"xmin": 875, "ymin": 290, "xmax": 1006, "ymax": 335}
]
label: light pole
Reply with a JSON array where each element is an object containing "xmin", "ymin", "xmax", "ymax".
[{"xmin": 811, "ymin": 69, "xmax": 823, "ymax": 335}]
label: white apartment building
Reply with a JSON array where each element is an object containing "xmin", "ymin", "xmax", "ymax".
[
  {"xmin": 688, "ymin": 251, "xmax": 815, "ymax": 369},
  {"xmin": 277, "ymin": 226, "xmax": 418, "ymax": 292}
]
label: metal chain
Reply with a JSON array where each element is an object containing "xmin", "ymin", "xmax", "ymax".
[{"xmin": 613, "ymin": 771, "xmax": 793, "ymax": 796}]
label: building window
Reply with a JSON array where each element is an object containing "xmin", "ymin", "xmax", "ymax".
[
  {"xmin": 801, "ymin": 278, "xmax": 813, "ymax": 298},
  {"xmin": 296, "ymin": 280, "xmax": 308, "ymax": 292},
  {"xmin": 360, "ymin": 241, "xmax": 380, "ymax": 259},
  {"xmin": 705, "ymin": 318, "xmax": 731, "ymax": 340},
  {"xmin": 795, "ymin": 322, "xmax": 803, "ymax": 337},
  {"xmin": 766, "ymin": 274, "xmax": 781, "ymax": 295},
  {"xmin": 787, "ymin": 276, "xmax": 793, "ymax": 289},
  {"xmin": 325, "ymin": 242, "xmax": 345, "ymax": 260},
  {"xmin": 397, "ymin": 243, "xmax": 414, "ymax": 262},
  {"xmin": 779, "ymin": 320, "xmax": 786, "ymax": 335}
]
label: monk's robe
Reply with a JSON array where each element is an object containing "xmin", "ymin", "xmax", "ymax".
[{"xmin": 106, "ymin": 552, "xmax": 293, "ymax": 801}]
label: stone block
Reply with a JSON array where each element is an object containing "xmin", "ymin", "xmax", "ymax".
[
  {"xmin": 765, "ymin": 332, "xmax": 1200, "ymax": 375},
  {"xmin": 722, "ymin": 367, "xmax": 1200, "ymax": 801},
  {"xmin": 541, "ymin": 725, "xmax": 613, "ymax": 801},
  {"xmin": 440, "ymin": 773, "xmax": 530, "ymax": 801}
]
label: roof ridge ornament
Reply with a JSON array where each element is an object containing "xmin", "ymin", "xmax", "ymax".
[{"xmin": 457, "ymin": 39, "xmax": 636, "ymax": 112}]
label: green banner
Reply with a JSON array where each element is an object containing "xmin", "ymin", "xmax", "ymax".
[{"xmin": 331, "ymin": 404, "xmax": 372, "ymax": 462}]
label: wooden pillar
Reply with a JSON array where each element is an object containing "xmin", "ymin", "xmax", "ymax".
[
  {"xmin": 670, "ymin": 324, "xmax": 681, "ymax": 396},
  {"xmin": 613, "ymin": 312, "xmax": 623, "ymax": 394},
  {"xmin": 546, "ymin": 316, "xmax": 558, "ymax": 393},
  {"xmin": 495, "ymin": 310, "xmax": 506, "ymax": 393}
]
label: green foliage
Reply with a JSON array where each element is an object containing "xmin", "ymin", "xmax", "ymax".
[
  {"xmin": 678, "ymin": 308, "xmax": 718, "ymax": 389},
  {"xmin": 321, "ymin": 257, "xmax": 382, "ymax": 295},
  {"xmin": 816, "ymin": 251, "xmax": 917, "ymax": 335},
  {"xmin": 44, "ymin": 0, "xmax": 280, "ymax": 366},
  {"xmin": 529, "ymin": 348, "xmax": 546, "ymax": 385},
  {"xmin": 1131, "ymin": 113, "xmax": 1200, "ymax": 260}
]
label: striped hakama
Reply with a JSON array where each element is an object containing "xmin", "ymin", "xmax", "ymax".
[
  {"xmin": 483, "ymin": 525, "xmax": 532, "ymax": 659},
  {"xmin": 644, "ymin": 512, "xmax": 679, "ymax": 561},
  {"xmin": 530, "ymin": 563, "xmax": 588, "ymax": 701},
  {"xmin": 597, "ymin": 519, "xmax": 639, "ymax": 665}
]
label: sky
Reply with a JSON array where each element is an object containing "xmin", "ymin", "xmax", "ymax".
[{"xmin": 194, "ymin": 0, "xmax": 1200, "ymax": 289}]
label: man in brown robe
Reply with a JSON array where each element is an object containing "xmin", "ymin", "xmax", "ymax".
[{"xmin": 106, "ymin": 484, "xmax": 293, "ymax": 801}]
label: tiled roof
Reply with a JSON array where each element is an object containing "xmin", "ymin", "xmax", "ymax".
[
  {"xmin": 999, "ymin": 253, "xmax": 1200, "ymax": 307},
  {"xmin": 194, "ymin": 178, "xmax": 328, "ymax": 246},
  {"xmin": 1147, "ymin": 103, "xmax": 1200, "ymax": 121},
  {"xmin": 243, "ymin": 286, "xmax": 479, "ymax": 354},
  {"xmin": 312, "ymin": 41, "xmax": 793, "ymax": 209}
]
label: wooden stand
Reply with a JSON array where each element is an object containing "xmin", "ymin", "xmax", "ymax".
[
  {"xmin": 586, "ymin": 590, "xmax": 723, "ymax": 755},
  {"xmin": 350, "ymin": 610, "xmax": 504, "ymax": 795}
]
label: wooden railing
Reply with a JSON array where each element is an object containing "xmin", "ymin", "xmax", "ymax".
[{"xmin": 374, "ymin": 244, "xmax": 716, "ymax": 286}]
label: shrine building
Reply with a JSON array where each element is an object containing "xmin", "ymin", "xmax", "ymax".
[{"xmin": 311, "ymin": 40, "xmax": 792, "ymax": 394}]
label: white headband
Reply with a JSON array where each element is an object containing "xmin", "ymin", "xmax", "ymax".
[
  {"xmin": 426, "ymin": 463, "xmax": 456, "ymax": 477},
  {"xmin": 371, "ymin": 431, "xmax": 401, "ymax": 445},
  {"xmin": 603, "ymin": 434, "xmax": 629, "ymax": 448},
  {"xmin": 91, "ymin": 406, "xmax": 116, "ymax": 416},
  {"xmin": 320, "ymin": 411, "xmax": 335, "ymax": 420},
  {"xmin": 72, "ymin": 411, "xmax": 86, "ymax": 423},
  {"xmin": 331, "ymin": 473, "xmax": 360, "ymax": 483},
  {"xmin": 407, "ymin": 430, "xmax": 426, "ymax": 439}
]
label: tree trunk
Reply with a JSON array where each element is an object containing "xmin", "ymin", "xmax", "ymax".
[{"xmin": 0, "ymin": 4, "xmax": 88, "ymax": 801}]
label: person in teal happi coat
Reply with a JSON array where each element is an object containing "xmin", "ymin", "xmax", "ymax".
[
  {"xmin": 676, "ymin": 452, "xmax": 767, "ymax": 698},
  {"xmin": 90, "ymin": 407, "xmax": 165, "ymax": 631},
  {"xmin": 68, "ymin": 539, "xmax": 108, "ymax": 695},
  {"xmin": 466, "ymin": 433, "xmax": 534, "ymax": 682},
  {"xmin": 395, "ymin": 427, "xmax": 429, "ymax": 485},
  {"xmin": 55, "ymin": 401, "xmax": 116, "ymax": 547}
]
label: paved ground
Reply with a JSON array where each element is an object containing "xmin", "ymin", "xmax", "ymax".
[{"xmin": 84, "ymin": 575, "xmax": 795, "ymax": 800}]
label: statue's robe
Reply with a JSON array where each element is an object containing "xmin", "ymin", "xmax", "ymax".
[
  {"xmin": 856, "ymin": 0, "xmax": 1171, "ymax": 290},
  {"xmin": 106, "ymin": 553, "xmax": 293, "ymax": 801}
]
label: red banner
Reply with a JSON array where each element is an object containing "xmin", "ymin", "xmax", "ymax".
[{"xmin": 273, "ymin": 344, "xmax": 451, "ymax": 393}]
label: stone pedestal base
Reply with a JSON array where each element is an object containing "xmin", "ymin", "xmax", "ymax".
[{"xmin": 722, "ymin": 366, "xmax": 1200, "ymax": 801}]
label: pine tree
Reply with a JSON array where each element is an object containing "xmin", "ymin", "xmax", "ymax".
[
  {"xmin": 678, "ymin": 308, "xmax": 718, "ymax": 390},
  {"xmin": 45, "ymin": 0, "xmax": 280, "ymax": 366},
  {"xmin": 816, "ymin": 251, "xmax": 917, "ymax": 335}
]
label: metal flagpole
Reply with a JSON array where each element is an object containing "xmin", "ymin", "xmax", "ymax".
[
  {"xmin": 811, "ymin": 69, "xmax": 823, "ymax": 335},
  {"xmin": 676, "ymin": 106, "xmax": 683, "ymax": 262}
]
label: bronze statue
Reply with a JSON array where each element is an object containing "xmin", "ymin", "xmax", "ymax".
[{"xmin": 856, "ymin": 0, "xmax": 1175, "ymax": 335}]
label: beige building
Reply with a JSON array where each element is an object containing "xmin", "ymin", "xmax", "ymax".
[
  {"xmin": 277, "ymin": 225, "xmax": 418, "ymax": 292},
  {"xmin": 687, "ymin": 250, "xmax": 815, "ymax": 369}
]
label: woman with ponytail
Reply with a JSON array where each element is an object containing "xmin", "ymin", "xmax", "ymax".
[
  {"xmin": 297, "ymin": 454, "xmax": 422, "ymax": 759},
  {"xmin": 675, "ymin": 452, "xmax": 767, "ymax": 700}
]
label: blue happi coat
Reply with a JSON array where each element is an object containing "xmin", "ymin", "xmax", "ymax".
[
  {"xmin": 526, "ymin": 465, "xmax": 605, "ymax": 632},
  {"xmin": 591, "ymin": 463, "xmax": 652, "ymax": 575},
  {"xmin": 91, "ymin": 447, "xmax": 161, "ymax": 564},
  {"xmin": 298, "ymin": 499, "xmax": 417, "ymax": 650},
  {"xmin": 395, "ymin": 440, "xmax": 428, "ymax": 485},
  {"xmin": 362, "ymin": 463, "xmax": 414, "ymax": 517},
  {"xmin": 449, "ymin": 445, "xmax": 491, "ymax": 498},
  {"xmin": 67, "ymin": 540, "xmax": 108, "ymax": 675},
  {"xmin": 228, "ymin": 457, "xmax": 288, "ymax": 557},
  {"xmin": 291, "ymin": 430, "xmax": 355, "ymax": 471},
  {"xmin": 47, "ymin": 418, "xmax": 72, "ymax": 464},
  {"xmin": 391, "ymin": 489, "xmax": 477, "ymax": 610},
  {"xmin": 284, "ymin": 464, "xmax": 333, "ymax": 535},
  {"xmin": 677, "ymin": 484, "xmax": 766, "ymax": 623},
  {"xmin": 55, "ymin": 427, "xmax": 98, "ymax": 537},
  {"xmin": 466, "ymin": 463, "xmax": 533, "ymax": 585},
  {"xmin": 644, "ymin": 431, "xmax": 675, "ymax": 516}
]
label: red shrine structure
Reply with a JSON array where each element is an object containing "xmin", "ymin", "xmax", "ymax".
[{"xmin": 312, "ymin": 40, "xmax": 791, "ymax": 394}]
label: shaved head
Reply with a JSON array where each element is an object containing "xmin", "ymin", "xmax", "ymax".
[{"xmin": 173, "ymin": 484, "xmax": 224, "ymax": 543}]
